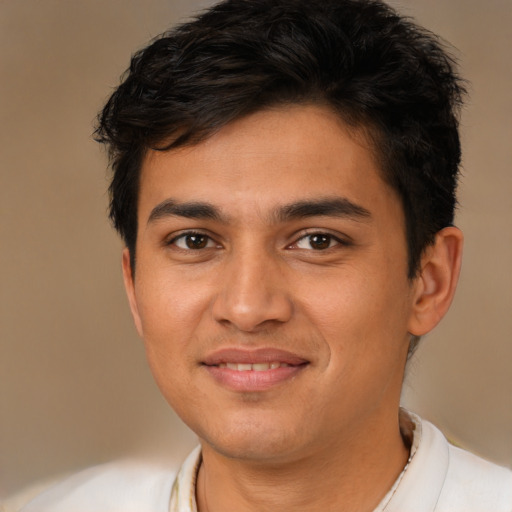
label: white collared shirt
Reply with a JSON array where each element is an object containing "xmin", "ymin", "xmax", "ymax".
[{"xmin": 18, "ymin": 414, "xmax": 512, "ymax": 512}]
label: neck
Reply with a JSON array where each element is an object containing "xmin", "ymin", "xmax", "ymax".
[{"xmin": 196, "ymin": 410, "xmax": 410, "ymax": 512}]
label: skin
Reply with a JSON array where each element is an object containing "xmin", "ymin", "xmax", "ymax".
[{"xmin": 123, "ymin": 105, "xmax": 463, "ymax": 511}]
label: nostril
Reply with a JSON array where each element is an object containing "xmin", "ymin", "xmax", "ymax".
[{"xmin": 212, "ymin": 291, "xmax": 293, "ymax": 332}]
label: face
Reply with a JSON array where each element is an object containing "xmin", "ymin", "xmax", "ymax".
[{"xmin": 125, "ymin": 106, "xmax": 418, "ymax": 463}]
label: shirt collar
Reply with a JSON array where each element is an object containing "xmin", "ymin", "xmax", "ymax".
[
  {"xmin": 169, "ymin": 412, "xmax": 448, "ymax": 512},
  {"xmin": 169, "ymin": 445, "xmax": 201, "ymax": 512}
]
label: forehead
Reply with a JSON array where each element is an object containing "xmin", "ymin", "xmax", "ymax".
[{"xmin": 137, "ymin": 105, "xmax": 398, "ymax": 223}]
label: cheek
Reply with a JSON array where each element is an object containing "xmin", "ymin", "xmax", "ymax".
[
  {"xmin": 298, "ymin": 269, "xmax": 378, "ymax": 332},
  {"xmin": 136, "ymin": 268, "xmax": 208, "ymax": 339},
  {"xmin": 133, "ymin": 268, "xmax": 215, "ymax": 383},
  {"xmin": 136, "ymin": 280, "xmax": 202, "ymax": 403},
  {"xmin": 298, "ymin": 263, "xmax": 411, "ymax": 355}
]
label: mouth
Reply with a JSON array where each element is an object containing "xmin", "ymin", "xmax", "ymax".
[
  {"xmin": 217, "ymin": 362, "xmax": 293, "ymax": 371},
  {"xmin": 202, "ymin": 348, "xmax": 309, "ymax": 391}
]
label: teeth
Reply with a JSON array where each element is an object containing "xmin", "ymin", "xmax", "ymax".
[
  {"xmin": 252, "ymin": 363, "xmax": 270, "ymax": 371},
  {"xmin": 217, "ymin": 362, "xmax": 288, "ymax": 371}
]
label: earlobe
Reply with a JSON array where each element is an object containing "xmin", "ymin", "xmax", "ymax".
[
  {"xmin": 122, "ymin": 248, "xmax": 144, "ymax": 338},
  {"xmin": 408, "ymin": 227, "xmax": 464, "ymax": 336}
]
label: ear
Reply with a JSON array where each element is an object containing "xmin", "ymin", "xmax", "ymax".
[
  {"xmin": 122, "ymin": 248, "xmax": 144, "ymax": 338},
  {"xmin": 408, "ymin": 227, "xmax": 464, "ymax": 336}
]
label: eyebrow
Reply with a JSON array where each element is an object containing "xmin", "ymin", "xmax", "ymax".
[
  {"xmin": 147, "ymin": 196, "xmax": 371, "ymax": 225},
  {"xmin": 274, "ymin": 197, "xmax": 371, "ymax": 222},
  {"xmin": 148, "ymin": 199, "xmax": 225, "ymax": 224}
]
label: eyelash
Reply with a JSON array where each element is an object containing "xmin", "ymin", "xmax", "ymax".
[
  {"xmin": 166, "ymin": 230, "xmax": 350, "ymax": 252},
  {"xmin": 291, "ymin": 231, "xmax": 349, "ymax": 251},
  {"xmin": 166, "ymin": 231, "xmax": 219, "ymax": 251}
]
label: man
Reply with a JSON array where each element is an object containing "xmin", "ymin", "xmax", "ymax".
[{"xmin": 21, "ymin": 0, "xmax": 512, "ymax": 510}]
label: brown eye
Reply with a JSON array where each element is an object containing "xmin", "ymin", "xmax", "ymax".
[
  {"xmin": 294, "ymin": 233, "xmax": 337, "ymax": 250},
  {"xmin": 185, "ymin": 234, "xmax": 208, "ymax": 249},
  {"xmin": 309, "ymin": 234, "xmax": 332, "ymax": 250},
  {"xmin": 172, "ymin": 233, "xmax": 215, "ymax": 250}
]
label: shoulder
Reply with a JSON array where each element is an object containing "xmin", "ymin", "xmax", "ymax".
[
  {"xmin": 439, "ymin": 439, "xmax": 512, "ymax": 510},
  {"xmin": 389, "ymin": 413, "xmax": 512, "ymax": 512},
  {"xmin": 422, "ymin": 418, "xmax": 512, "ymax": 511},
  {"xmin": 19, "ymin": 459, "xmax": 179, "ymax": 512}
]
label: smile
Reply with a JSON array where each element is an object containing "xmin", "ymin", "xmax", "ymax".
[
  {"xmin": 217, "ymin": 362, "xmax": 290, "ymax": 371},
  {"xmin": 202, "ymin": 348, "xmax": 309, "ymax": 391}
]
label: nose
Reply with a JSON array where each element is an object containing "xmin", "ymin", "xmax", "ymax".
[{"xmin": 212, "ymin": 248, "xmax": 293, "ymax": 332}]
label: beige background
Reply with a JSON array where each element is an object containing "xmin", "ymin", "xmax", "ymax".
[{"xmin": 1, "ymin": 0, "xmax": 511, "ymax": 499}]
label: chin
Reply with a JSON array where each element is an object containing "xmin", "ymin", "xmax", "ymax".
[{"xmin": 193, "ymin": 412, "xmax": 310, "ymax": 463}]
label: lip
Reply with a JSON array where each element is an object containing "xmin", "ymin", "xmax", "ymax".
[
  {"xmin": 202, "ymin": 348, "xmax": 309, "ymax": 392},
  {"xmin": 203, "ymin": 347, "xmax": 309, "ymax": 366}
]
